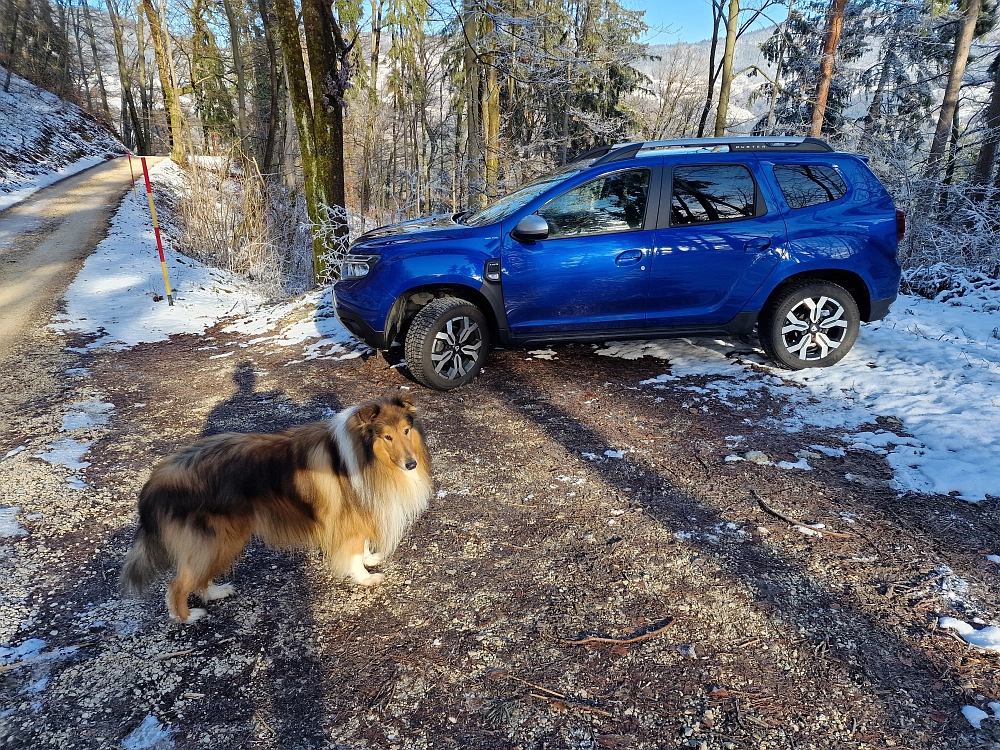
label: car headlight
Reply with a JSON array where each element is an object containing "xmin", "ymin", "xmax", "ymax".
[{"xmin": 340, "ymin": 254, "xmax": 380, "ymax": 280}]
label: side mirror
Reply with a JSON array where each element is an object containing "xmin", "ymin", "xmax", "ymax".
[{"xmin": 511, "ymin": 215, "xmax": 549, "ymax": 243}]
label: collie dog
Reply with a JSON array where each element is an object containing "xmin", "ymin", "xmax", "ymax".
[{"xmin": 120, "ymin": 395, "xmax": 432, "ymax": 623}]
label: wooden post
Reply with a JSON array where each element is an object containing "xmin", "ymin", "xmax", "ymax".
[{"xmin": 140, "ymin": 158, "xmax": 173, "ymax": 306}]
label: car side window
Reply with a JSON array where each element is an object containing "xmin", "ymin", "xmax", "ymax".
[
  {"xmin": 773, "ymin": 164, "xmax": 847, "ymax": 209},
  {"xmin": 537, "ymin": 168, "xmax": 651, "ymax": 239},
  {"xmin": 670, "ymin": 165, "xmax": 756, "ymax": 225}
]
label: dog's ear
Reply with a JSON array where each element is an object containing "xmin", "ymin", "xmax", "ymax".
[
  {"xmin": 355, "ymin": 403, "xmax": 380, "ymax": 428},
  {"xmin": 397, "ymin": 392, "xmax": 417, "ymax": 412}
]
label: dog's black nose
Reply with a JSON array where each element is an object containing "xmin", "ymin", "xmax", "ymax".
[{"xmin": 405, "ymin": 459, "xmax": 417, "ymax": 471}]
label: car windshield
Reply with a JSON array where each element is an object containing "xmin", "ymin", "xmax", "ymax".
[{"xmin": 460, "ymin": 161, "xmax": 591, "ymax": 227}]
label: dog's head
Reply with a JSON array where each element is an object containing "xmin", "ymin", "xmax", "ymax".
[{"xmin": 354, "ymin": 394, "xmax": 423, "ymax": 472}]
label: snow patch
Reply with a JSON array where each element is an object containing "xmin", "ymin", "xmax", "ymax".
[
  {"xmin": 603, "ymin": 287, "xmax": 1000, "ymax": 501},
  {"xmin": 0, "ymin": 507, "xmax": 28, "ymax": 537},
  {"xmin": 938, "ymin": 617, "xmax": 1000, "ymax": 652},
  {"xmin": 36, "ymin": 438, "xmax": 94, "ymax": 470},
  {"xmin": 121, "ymin": 715, "xmax": 174, "ymax": 749},
  {"xmin": 60, "ymin": 398, "xmax": 114, "ymax": 432}
]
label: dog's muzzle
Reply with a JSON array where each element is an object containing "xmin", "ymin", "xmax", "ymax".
[{"xmin": 405, "ymin": 459, "xmax": 417, "ymax": 471}]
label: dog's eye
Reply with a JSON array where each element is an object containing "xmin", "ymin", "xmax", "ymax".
[
  {"xmin": 404, "ymin": 428, "xmax": 410, "ymax": 435},
  {"xmin": 384, "ymin": 434, "xmax": 393, "ymax": 442}
]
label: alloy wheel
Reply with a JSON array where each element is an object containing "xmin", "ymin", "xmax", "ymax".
[
  {"xmin": 780, "ymin": 295, "xmax": 849, "ymax": 361},
  {"xmin": 430, "ymin": 315, "xmax": 483, "ymax": 380}
]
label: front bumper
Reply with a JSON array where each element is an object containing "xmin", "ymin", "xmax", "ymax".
[{"xmin": 337, "ymin": 308, "xmax": 385, "ymax": 350}]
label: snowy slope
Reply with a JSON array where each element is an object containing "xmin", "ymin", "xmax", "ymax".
[{"xmin": 0, "ymin": 65, "xmax": 124, "ymax": 211}]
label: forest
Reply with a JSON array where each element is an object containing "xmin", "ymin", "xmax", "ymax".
[{"xmin": 1, "ymin": 0, "xmax": 998, "ymax": 294}]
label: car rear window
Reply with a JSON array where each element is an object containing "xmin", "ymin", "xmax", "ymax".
[
  {"xmin": 670, "ymin": 165, "xmax": 756, "ymax": 225},
  {"xmin": 773, "ymin": 164, "xmax": 847, "ymax": 209}
]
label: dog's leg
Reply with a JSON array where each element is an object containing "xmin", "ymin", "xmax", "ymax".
[
  {"xmin": 344, "ymin": 537, "xmax": 383, "ymax": 586},
  {"xmin": 363, "ymin": 539, "xmax": 383, "ymax": 567},
  {"xmin": 167, "ymin": 569, "xmax": 207, "ymax": 624}
]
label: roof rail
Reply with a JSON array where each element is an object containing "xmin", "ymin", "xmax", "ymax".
[{"xmin": 591, "ymin": 137, "xmax": 833, "ymax": 166}]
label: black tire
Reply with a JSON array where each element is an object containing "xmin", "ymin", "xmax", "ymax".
[
  {"xmin": 404, "ymin": 297, "xmax": 491, "ymax": 390},
  {"xmin": 758, "ymin": 281, "xmax": 860, "ymax": 370}
]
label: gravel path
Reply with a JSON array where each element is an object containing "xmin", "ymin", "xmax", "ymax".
[{"xmin": 1, "ymin": 261, "xmax": 999, "ymax": 747}]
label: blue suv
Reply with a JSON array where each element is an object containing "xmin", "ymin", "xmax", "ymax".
[{"xmin": 334, "ymin": 137, "xmax": 903, "ymax": 390}]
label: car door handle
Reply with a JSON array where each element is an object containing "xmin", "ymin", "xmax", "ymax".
[
  {"xmin": 615, "ymin": 249, "xmax": 644, "ymax": 266},
  {"xmin": 744, "ymin": 237, "xmax": 771, "ymax": 253}
]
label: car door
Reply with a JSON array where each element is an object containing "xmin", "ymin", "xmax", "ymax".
[
  {"xmin": 646, "ymin": 159, "xmax": 786, "ymax": 327},
  {"xmin": 501, "ymin": 165, "xmax": 660, "ymax": 335}
]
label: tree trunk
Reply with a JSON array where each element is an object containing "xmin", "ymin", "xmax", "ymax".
[
  {"xmin": 82, "ymin": 0, "xmax": 110, "ymax": 118},
  {"xmin": 697, "ymin": 0, "xmax": 723, "ymax": 137},
  {"xmin": 926, "ymin": 0, "xmax": 982, "ymax": 178},
  {"xmin": 272, "ymin": 0, "xmax": 350, "ymax": 280},
  {"xmin": 142, "ymin": 0, "xmax": 184, "ymax": 162},
  {"xmin": 71, "ymin": 3, "xmax": 92, "ymax": 109},
  {"xmin": 809, "ymin": 0, "xmax": 848, "ymax": 137},
  {"xmin": 221, "ymin": 0, "xmax": 248, "ymax": 146},
  {"xmin": 106, "ymin": 0, "xmax": 148, "ymax": 153},
  {"xmin": 257, "ymin": 0, "xmax": 280, "ymax": 175},
  {"xmin": 972, "ymin": 55, "xmax": 1000, "ymax": 187},
  {"xmin": 463, "ymin": 0, "xmax": 484, "ymax": 206},
  {"xmin": 714, "ymin": 0, "xmax": 740, "ymax": 137},
  {"xmin": 3, "ymin": 0, "xmax": 21, "ymax": 92},
  {"xmin": 862, "ymin": 44, "xmax": 893, "ymax": 143},
  {"xmin": 134, "ymin": 4, "xmax": 151, "ymax": 149}
]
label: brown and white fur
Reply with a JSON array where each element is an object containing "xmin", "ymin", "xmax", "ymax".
[{"xmin": 120, "ymin": 395, "xmax": 432, "ymax": 623}]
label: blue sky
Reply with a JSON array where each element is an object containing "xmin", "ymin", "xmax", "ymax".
[{"xmin": 628, "ymin": 0, "xmax": 784, "ymax": 45}]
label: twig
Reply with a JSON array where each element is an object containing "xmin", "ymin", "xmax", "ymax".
[
  {"xmin": 507, "ymin": 676, "xmax": 565, "ymax": 698},
  {"xmin": 152, "ymin": 636, "xmax": 235, "ymax": 662},
  {"xmin": 529, "ymin": 692, "xmax": 613, "ymax": 717},
  {"xmin": 750, "ymin": 489, "xmax": 852, "ymax": 539},
  {"xmin": 557, "ymin": 618, "xmax": 675, "ymax": 646}
]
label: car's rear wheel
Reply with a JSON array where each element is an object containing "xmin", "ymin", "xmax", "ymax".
[
  {"xmin": 758, "ymin": 281, "xmax": 860, "ymax": 369},
  {"xmin": 404, "ymin": 297, "xmax": 490, "ymax": 390}
]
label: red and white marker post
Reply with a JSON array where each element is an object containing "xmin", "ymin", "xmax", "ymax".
[
  {"xmin": 126, "ymin": 150, "xmax": 137, "ymax": 197},
  {"xmin": 139, "ymin": 157, "xmax": 174, "ymax": 306}
]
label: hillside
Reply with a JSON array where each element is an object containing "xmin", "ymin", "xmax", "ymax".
[{"xmin": 0, "ymin": 66, "xmax": 125, "ymax": 212}]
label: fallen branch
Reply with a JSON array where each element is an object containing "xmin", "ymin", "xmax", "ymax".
[
  {"xmin": 750, "ymin": 489, "xmax": 852, "ymax": 539},
  {"xmin": 557, "ymin": 618, "xmax": 675, "ymax": 646}
]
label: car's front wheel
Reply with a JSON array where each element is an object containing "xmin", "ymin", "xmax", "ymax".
[
  {"xmin": 758, "ymin": 281, "xmax": 860, "ymax": 369},
  {"xmin": 404, "ymin": 297, "xmax": 490, "ymax": 390}
]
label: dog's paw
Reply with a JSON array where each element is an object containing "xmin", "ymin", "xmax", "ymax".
[
  {"xmin": 204, "ymin": 583, "xmax": 235, "ymax": 601},
  {"xmin": 179, "ymin": 608, "xmax": 207, "ymax": 624},
  {"xmin": 363, "ymin": 551, "xmax": 384, "ymax": 566},
  {"xmin": 355, "ymin": 572, "xmax": 385, "ymax": 587}
]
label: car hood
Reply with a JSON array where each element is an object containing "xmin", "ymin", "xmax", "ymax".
[{"xmin": 353, "ymin": 214, "xmax": 473, "ymax": 247}]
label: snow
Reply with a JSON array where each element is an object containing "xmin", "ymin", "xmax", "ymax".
[
  {"xmin": 938, "ymin": 617, "xmax": 1000, "ymax": 652},
  {"xmin": 121, "ymin": 715, "xmax": 173, "ymax": 749},
  {"xmin": 599, "ymin": 284, "xmax": 1000, "ymax": 502},
  {"xmin": 0, "ymin": 507, "xmax": 28, "ymax": 537},
  {"xmin": 35, "ymin": 438, "xmax": 94, "ymax": 470},
  {"xmin": 60, "ymin": 398, "xmax": 115, "ymax": 432},
  {"xmin": 962, "ymin": 705, "xmax": 990, "ymax": 729},
  {"xmin": 0, "ymin": 66, "xmax": 123, "ymax": 211},
  {"xmin": 987, "ymin": 555, "xmax": 1000, "ymax": 565}
]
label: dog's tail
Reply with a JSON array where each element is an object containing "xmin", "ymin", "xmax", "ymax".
[{"xmin": 120, "ymin": 521, "xmax": 171, "ymax": 596}]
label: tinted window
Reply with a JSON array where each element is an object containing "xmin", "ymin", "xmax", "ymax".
[
  {"xmin": 773, "ymin": 164, "xmax": 847, "ymax": 209},
  {"xmin": 670, "ymin": 165, "xmax": 756, "ymax": 225},
  {"xmin": 538, "ymin": 169, "xmax": 650, "ymax": 239}
]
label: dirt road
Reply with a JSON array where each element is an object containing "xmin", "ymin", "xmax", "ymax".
[
  {"xmin": 0, "ymin": 179, "xmax": 998, "ymax": 748},
  {"xmin": 0, "ymin": 158, "xmax": 160, "ymax": 433}
]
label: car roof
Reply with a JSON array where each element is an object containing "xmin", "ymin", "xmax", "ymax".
[{"xmin": 574, "ymin": 137, "xmax": 835, "ymax": 168}]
